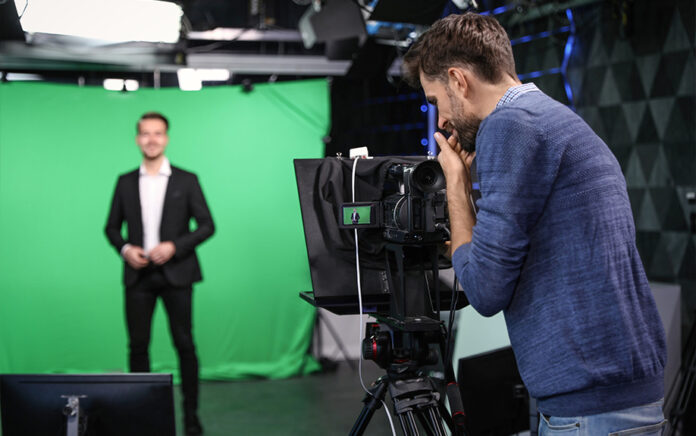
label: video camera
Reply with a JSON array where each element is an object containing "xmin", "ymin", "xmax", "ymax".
[
  {"xmin": 294, "ymin": 156, "xmax": 466, "ymax": 320},
  {"xmin": 337, "ymin": 159, "xmax": 449, "ymax": 244},
  {"xmin": 295, "ymin": 156, "xmax": 470, "ymax": 435}
]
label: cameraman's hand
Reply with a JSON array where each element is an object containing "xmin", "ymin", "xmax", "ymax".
[
  {"xmin": 435, "ymin": 131, "xmax": 477, "ymax": 255},
  {"xmin": 435, "ymin": 131, "xmax": 475, "ymax": 190},
  {"xmin": 439, "ymin": 240, "xmax": 453, "ymax": 260},
  {"xmin": 124, "ymin": 245, "xmax": 149, "ymax": 270}
]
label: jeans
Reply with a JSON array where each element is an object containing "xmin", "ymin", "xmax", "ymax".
[
  {"xmin": 125, "ymin": 267, "xmax": 199, "ymax": 414},
  {"xmin": 539, "ymin": 400, "xmax": 666, "ymax": 436}
]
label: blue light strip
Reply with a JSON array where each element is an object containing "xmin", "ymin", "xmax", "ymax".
[
  {"xmin": 365, "ymin": 20, "xmax": 414, "ymax": 36},
  {"xmin": 427, "ymin": 103, "xmax": 437, "ymax": 156},
  {"xmin": 510, "ymin": 26, "xmax": 571, "ymax": 46},
  {"xmin": 561, "ymin": 8, "xmax": 577, "ymax": 110},
  {"xmin": 518, "ymin": 67, "xmax": 562, "ymax": 80},
  {"xmin": 479, "ymin": 4, "xmax": 516, "ymax": 16}
]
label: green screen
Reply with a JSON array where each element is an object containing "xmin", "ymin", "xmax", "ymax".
[{"xmin": 0, "ymin": 80, "xmax": 327, "ymax": 379}]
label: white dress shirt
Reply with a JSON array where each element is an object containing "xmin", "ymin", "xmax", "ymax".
[{"xmin": 139, "ymin": 158, "xmax": 172, "ymax": 255}]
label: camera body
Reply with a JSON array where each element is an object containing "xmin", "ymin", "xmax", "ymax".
[
  {"xmin": 339, "ymin": 159, "xmax": 449, "ymax": 244},
  {"xmin": 382, "ymin": 160, "xmax": 448, "ymax": 244}
]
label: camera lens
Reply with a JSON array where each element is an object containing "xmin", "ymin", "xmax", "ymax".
[
  {"xmin": 412, "ymin": 161, "xmax": 446, "ymax": 193},
  {"xmin": 419, "ymin": 168, "xmax": 437, "ymax": 186}
]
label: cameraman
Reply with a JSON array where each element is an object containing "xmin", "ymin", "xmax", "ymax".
[{"xmin": 403, "ymin": 13, "xmax": 666, "ymax": 435}]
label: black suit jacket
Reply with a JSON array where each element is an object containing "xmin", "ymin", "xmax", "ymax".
[{"xmin": 105, "ymin": 165, "xmax": 215, "ymax": 287}]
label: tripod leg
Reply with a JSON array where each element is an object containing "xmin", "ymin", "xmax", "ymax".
[
  {"xmin": 398, "ymin": 410, "xmax": 420, "ymax": 436},
  {"xmin": 426, "ymin": 405, "xmax": 447, "ymax": 436},
  {"xmin": 412, "ymin": 404, "xmax": 447, "ymax": 436},
  {"xmin": 349, "ymin": 378, "xmax": 388, "ymax": 436},
  {"xmin": 415, "ymin": 411, "xmax": 434, "ymax": 436}
]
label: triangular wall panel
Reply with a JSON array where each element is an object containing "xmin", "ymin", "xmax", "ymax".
[
  {"xmin": 648, "ymin": 98, "xmax": 676, "ymax": 139},
  {"xmin": 599, "ymin": 68, "xmax": 622, "ymax": 106},
  {"xmin": 664, "ymin": 96, "xmax": 696, "ymax": 143},
  {"xmin": 587, "ymin": 26, "xmax": 609, "ymax": 67},
  {"xmin": 621, "ymin": 101, "xmax": 647, "ymax": 143},
  {"xmin": 636, "ymin": 144, "xmax": 661, "ymax": 183},
  {"xmin": 677, "ymin": 51, "xmax": 695, "ymax": 96},
  {"xmin": 638, "ymin": 188, "xmax": 660, "ymax": 230},
  {"xmin": 612, "ymin": 61, "xmax": 646, "ymax": 102},
  {"xmin": 624, "ymin": 148, "xmax": 648, "ymax": 188},
  {"xmin": 663, "ymin": 9, "xmax": 692, "ymax": 53},
  {"xmin": 636, "ymin": 54, "xmax": 661, "ymax": 97},
  {"xmin": 647, "ymin": 146, "xmax": 673, "ymax": 187}
]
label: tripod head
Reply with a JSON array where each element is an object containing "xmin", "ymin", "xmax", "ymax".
[{"xmin": 362, "ymin": 321, "xmax": 441, "ymax": 372}]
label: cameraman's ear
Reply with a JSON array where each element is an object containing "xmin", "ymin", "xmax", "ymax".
[{"xmin": 447, "ymin": 67, "xmax": 469, "ymax": 97}]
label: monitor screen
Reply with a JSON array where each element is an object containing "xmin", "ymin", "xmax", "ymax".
[
  {"xmin": 341, "ymin": 203, "xmax": 376, "ymax": 227},
  {"xmin": 0, "ymin": 373, "xmax": 175, "ymax": 436}
]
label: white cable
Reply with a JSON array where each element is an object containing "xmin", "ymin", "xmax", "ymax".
[{"xmin": 351, "ymin": 157, "xmax": 396, "ymax": 436}]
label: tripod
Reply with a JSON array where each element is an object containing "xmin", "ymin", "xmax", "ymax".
[
  {"xmin": 351, "ymin": 367, "xmax": 450, "ymax": 436},
  {"xmin": 349, "ymin": 319, "xmax": 467, "ymax": 436}
]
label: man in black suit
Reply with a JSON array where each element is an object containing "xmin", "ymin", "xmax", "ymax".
[
  {"xmin": 350, "ymin": 208, "xmax": 360, "ymax": 225},
  {"xmin": 105, "ymin": 112, "xmax": 214, "ymax": 436}
]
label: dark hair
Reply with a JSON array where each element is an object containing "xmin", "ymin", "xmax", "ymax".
[
  {"xmin": 136, "ymin": 112, "xmax": 169, "ymax": 133},
  {"xmin": 402, "ymin": 13, "xmax": 516, "ymax": 88}
]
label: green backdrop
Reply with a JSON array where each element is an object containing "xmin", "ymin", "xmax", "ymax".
[{"xmin": 0, "ymin": 79, "xmax": 327, "ymax": 379}]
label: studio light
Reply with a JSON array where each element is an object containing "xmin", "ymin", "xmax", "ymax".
[
  {"xmin": 195, "ymin": 69, "xmax": 230, "ymax": 82},
  {"xmin": 103, "ymin": 79, "xmax": 139, "ymax": 91},
  {"xmin": 177, "ymin": 69, "xmax": 202, "ymax": 91},
  {"xmin": 298, "ymin": 0, "xmax": 366, "ymax": 49},
  {"xmin": 124, "ymin": 79, "xmax": 139, "ymax": 91},
  {"xmin": 176, "ymin": 69, "xmax": 230, "ymax": 91},
  {"xmin": 4, "ymin": 73, "xmax": 43, "ymax": 81},
  {"xmin": 16, "ymin": 0, "xmax": 183, "ymax": 44}
]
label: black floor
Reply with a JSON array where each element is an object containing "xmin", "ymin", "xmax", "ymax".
[{"xmin": 174, "ymin": 360, "xmax": 394, "ymax": 436}]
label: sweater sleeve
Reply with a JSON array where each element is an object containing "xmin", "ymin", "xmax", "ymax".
[{"xmin": 452, "ymin": 109, "xmax": 563, "ymax": 316}]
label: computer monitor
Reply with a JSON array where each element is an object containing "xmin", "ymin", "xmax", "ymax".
[{"xmin": 0, "ymin": 373, "xmax": 175, "ymax": 436}]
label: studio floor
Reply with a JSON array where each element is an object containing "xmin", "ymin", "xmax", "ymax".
[{"xmin": 173, "ymin": 360, "xmax": 394, "ymax": 436}]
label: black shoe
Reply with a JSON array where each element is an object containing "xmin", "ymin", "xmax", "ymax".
[{"xmin": 185, "ymin": 413, "xmax": 203, "ymax": 436}]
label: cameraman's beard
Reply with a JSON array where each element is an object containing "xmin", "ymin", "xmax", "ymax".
[
  {"xmin": 450, "ymin": 115, "xmax": 481, "ymax": 153},
  {"xmin": 447, "ymin": 90, "xmax": 481, "ymax": 153}
]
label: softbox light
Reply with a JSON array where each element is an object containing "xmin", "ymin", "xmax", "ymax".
[{"xmin": 298, "ymin": 0, "xmax": 366, "ymax": 49}]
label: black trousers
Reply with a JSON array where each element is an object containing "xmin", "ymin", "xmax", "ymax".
[{"xmin": 125, "ymin": 267, "xmax": 199, "ymax": 414}]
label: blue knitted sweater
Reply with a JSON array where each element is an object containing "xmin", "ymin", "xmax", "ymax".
[{"xmin": 452, "ymin": 88, "xmax": 666, "ymax": 416}]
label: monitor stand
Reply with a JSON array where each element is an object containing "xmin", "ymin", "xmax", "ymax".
[{"xmin": 62, "ymin": 395, "xmax": 86, "ymax": 436}]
